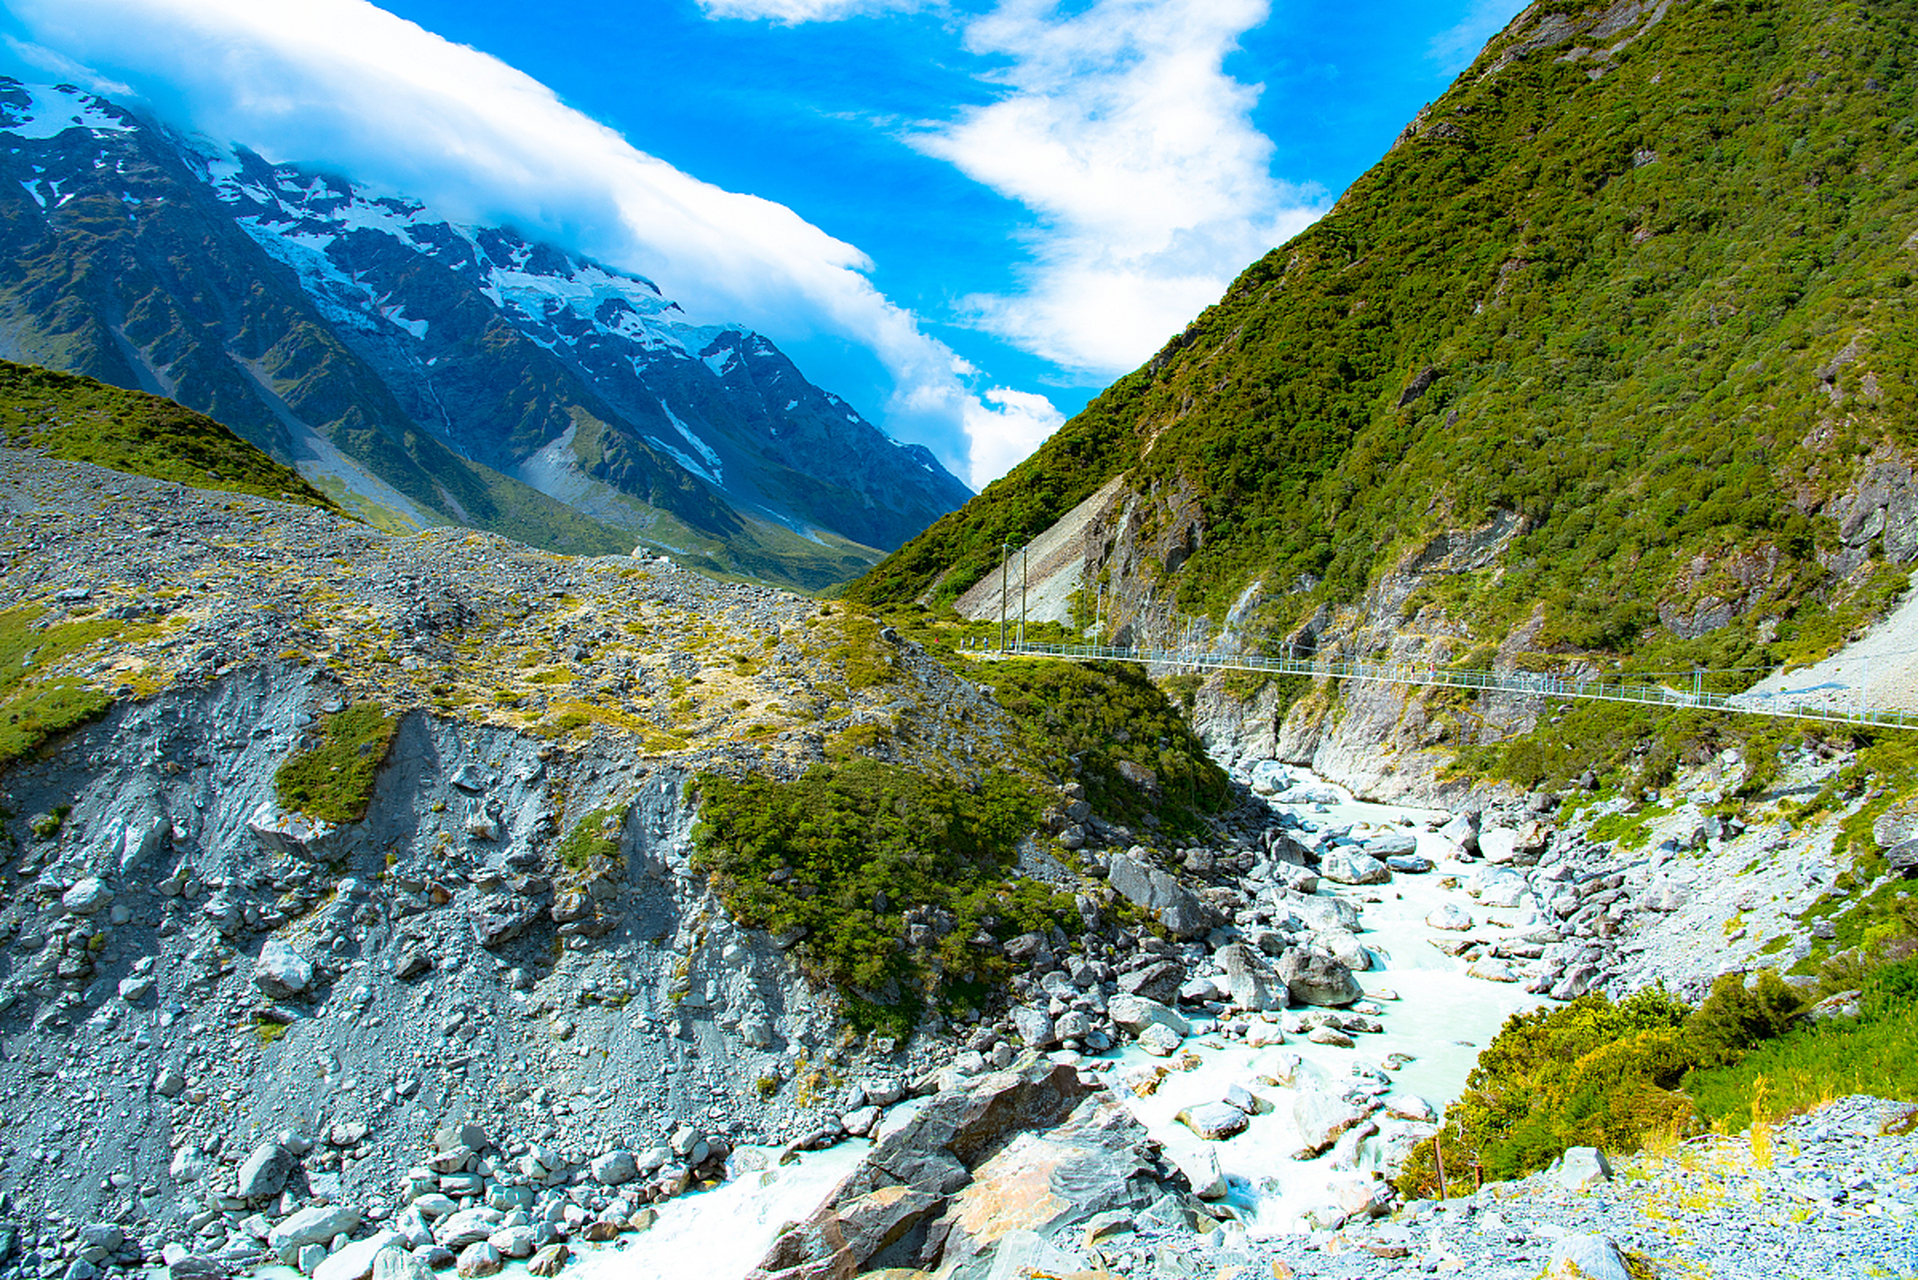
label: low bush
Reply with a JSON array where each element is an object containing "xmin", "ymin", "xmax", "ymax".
[
  {"xmin": 691, "ymin": 759, "xmax": 1067, "ymax": 1026},
  {"xmin": 273, "ymin": 702, "xmax": 398, "ymax": 823}
]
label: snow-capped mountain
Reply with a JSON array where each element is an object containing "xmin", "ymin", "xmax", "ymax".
[{"xmin": 0, "ymin": 80, "xmax": 970, "ymax": 585}]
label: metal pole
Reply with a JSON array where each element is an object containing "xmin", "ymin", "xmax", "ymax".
[
  {"xmin": 1005, "ymin": 545, "xmax": 1020, "ymax": 656},
  {"xmin": 1019, "ymin": 544, "xmax": 1028, "ymax": 649}
]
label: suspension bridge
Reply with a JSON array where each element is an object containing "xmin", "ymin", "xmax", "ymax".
[{"xmin": 961, "ymin": 636, "xmax": 1918, "ymax": 732}]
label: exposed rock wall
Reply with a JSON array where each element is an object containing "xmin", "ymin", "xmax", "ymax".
[{"xmin": 0, "ymin": 671, "xmax": 849, "ymax": 1241}]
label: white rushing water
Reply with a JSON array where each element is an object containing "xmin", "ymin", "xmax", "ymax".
[
  {"xmin": 555, "ymin": 1140, "xmax": 867, "ymax": 1280},
  {"xmin": 1090, "ymin": 769, "xmax": 1546, "ymax": 1238}
]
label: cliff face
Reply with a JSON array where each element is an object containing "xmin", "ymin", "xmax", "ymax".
[{"xmin": 854, "ymin": 0, "xmax": 1918, "ymax": 798}]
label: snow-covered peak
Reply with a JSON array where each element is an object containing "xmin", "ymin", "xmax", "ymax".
[
  {"xmin": 183, "ymin": 139, "xmax": 698, "ymax": 357},
  {"xmin": 0, "ymin": 81, "xmax": 135, "ymax": 141}
]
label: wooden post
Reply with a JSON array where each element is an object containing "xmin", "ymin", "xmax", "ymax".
[{"xmin": 1434, "ymin": 1138, "xmax": 1448, "ymax": 1199}]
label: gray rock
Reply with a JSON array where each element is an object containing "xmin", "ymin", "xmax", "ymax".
[
  {"xmin": 1385, "ymin": 853, "xmax": 1434, "ymax": 873},
  {"xmin": 1322, "ymin": 849, "xmax": 1391, "ymax": 885},
  {"xmin": 61, "ymin": 877, "xmax": 114, "ymax": 916},
  {"xmin": 269, "ymin": 1207, "xmax": 362, "ymax": 1252},
  {"xmin": 314, "ymin": 1231, "xmax": 400, "ymax": 1280},
  {"xmin": 370, "ymin": 1248, "xmax": 431, "ymax": 1280},
  {"xmin": 1104, "ymin": 851, "xmax": 1222, "ymax": 939},
  {"xmin": 1137, "ymin": 1023, "xmax": 1183, "ymax": 1056},
  {"xmin": 1557, "ymin": 1146, "xmax": 1613, "ymax": 1190},
  {"xmin": 485, "ymin": 1228, "xmax": 537, "ymax": 1260},
  {"xmin": 455, "ymin": 1242, "xmax": 501, "ymax": 1279},
  {"xmin": 1173, "ymin": 1145, "xmax": 1226, "ymax": 1199},
  {"xmin": 1426, "ymin": 903, "xmax": 1474, "ymax": 931},
  {"xmin": 1177, "ymin": 1102, "xmax": 1249, "ymax": 1140},
  {"xmin": 434, "ymin": 1210, "xmax": 503, "ymax": 1251},
  {"xmin": 1291, "ymin": 1091, "xmax": 1372, "ymax": 1158},
  {"xmin": 1219, "ymin": 942, "xmax": 1288, "ymax": 1012},
  {"xmin": 1010, "ymin": 1006, "xmax": 1056, "ymax": 1048},
  {"xmin": 254, "ymin": 938, "xmax": 313, "ymax": 996},
  {"xmin": 1106, "ymin": 993, "xmax": 1190, "ymax": 1038},
  {"xmin": 1117, "ymin": 958, "xmax": 1185, "ymax": 1005},
  {"xmin": 1361, "ymin": 832, "xmax": 1419, "ymax": 858},
  {"xmin": 1276, "ymin": 947, "xmax": 1361, "ymax": 1006},
  {"xmin": 1053, "ymin": 1009, "xmax": 1093, "ymax": 1041},
  {"xmin": 235, "ymin": 1140, "xmax": 296, "ymax": 1201},
  {"xmin": 1545, "ymin": 1234, "xmax": 1632, "ymax": 1280},
  {"xmin": 589, "ymin": 1150, "xmax": 637, "ymax": 1186}
]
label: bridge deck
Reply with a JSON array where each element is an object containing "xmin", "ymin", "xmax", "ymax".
[{"xmin": 965, "ymin": 639, "xmax": 1917, "ymax": 732}]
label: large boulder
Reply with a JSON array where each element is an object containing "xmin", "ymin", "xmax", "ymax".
[
  {"xmin": 1218, "ymin": 943, "xmax": 1288, "ymax": 1012},
  {"xmin": 1176, "ymin": 1102, "xmax": 1248, "ymax": 1140},
  {"xmin": 254, "ymin": 938, "xmax": 313, "ymax": 997},
  {"xmin": 1361, "ymin": 832, "xmax": 1419, "ymax": 859},
  {"xmin": 1116, "ymin": 959, "xmax": 1184, "ymax": 1005},
  {"xmin": 1280, "ymin": 891, "xmax": 1361, "ymax": 935},
  {"xmin": 745, "ymin": 1057, "xmax": 1119, "ymax": 1280},
  {"xmin": 235, "ymin": 1139, "xmax": 297, "ymax": 1201},
  {"xmin": 1290, "ymin": 1091, "xmax": 1374, "ymax": 1159},
  {"xmin": 1276, "ymin": 947, "xmax": 1362, "ymax": 1007},
  {"xmin": 749, "ymin": 1185, "xmax": 942, "ymax": 1280},
  {"xmin": 1104, "ymin": 851, "xmax": 1222, "ymax": 940},
  {"xmin": 269, "ymin": 1206, "xmax": 361, "ymax": 1252},
  {"xmin": 314, "ymin": 1231, "xmax": 401, "ymax": 1280},
  {"xmin": 247, "ymin": 801, "xmax": 339, "ymax": 860},
  {"xmin": 1106, "ymin": 994, "xmax": 1190, "ymax": 1038},
  {"xmin": 1322, "ymin": 849, "xmax": 1391, "ymax": 885}
]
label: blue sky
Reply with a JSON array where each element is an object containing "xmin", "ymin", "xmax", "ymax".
[{"xmin": 0, "ymin": 0, "xmax": 1526, "ymax": 487}]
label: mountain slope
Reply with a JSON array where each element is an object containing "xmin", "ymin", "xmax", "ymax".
[
  {"xmin": 0, "ymin": 358, "xmax": 336, "ymax": 508},
  {"xmin": 0, "ymin": 80, "xmax": 970, "ymax": 587},
  {"xmin": 851, "ymin": 0, "xmax": 1918, "ymax": 786}
]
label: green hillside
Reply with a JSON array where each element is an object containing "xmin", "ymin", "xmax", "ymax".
[
  {"xmin": 0, "ymin": 359, "xmax": 338, "ymax": 508},
  {"xmin": 850, "ymin": 0, "xmax": 1918, "ymax": 682}
]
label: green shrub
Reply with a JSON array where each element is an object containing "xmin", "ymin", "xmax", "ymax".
[
  {"xmin": 985, "ymin": 660, "xmax": 1230, "ymax": 835},
  {"xmin": 1685, "ymin": 969, "xmax": 1807, "ymax": 1067},
  {"xmin": 558, "ymin": 808, "xmax": 622, "ymax": 872},
  {"xmin": 1687, "ymin": 958, "xmax": 1918, "ymax": 1128},
  {"xmin": 273, "ymin": 703, "xmax": 399, "ymax": 823},
  {"xmin": 691, "ymin": 760, "xmax": 1064, "ymax": 1021},
  {"xmin": 1396, "ymin": 987, "xmax": 1693, "ymax": 1196}
]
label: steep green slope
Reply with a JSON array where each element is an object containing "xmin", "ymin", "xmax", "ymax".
[
  {"xmin": 0, "ymin": 359, "xmax": 336, "ymax": 508},
  {"xmin": 851, "ymin": 0, "xmax": 1918, "ymax": 680}
]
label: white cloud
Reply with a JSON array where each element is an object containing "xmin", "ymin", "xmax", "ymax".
[
  {"xmin": 4, "ymin": 0, "xmax": 1050, "ymax": 486},
  {"xmin": 698, "ymin": 0, "xmax": 922, "ymax": 21},
  {"xmin": 2, "ymin": 37, "xmax": 132, "ymax": 94},
  {"xmin": 913, "ymin": 0, "xmax": 1325, "ymax": 376},
  {"xmin": 963, "ymin": 388, "xmax": 1066, "ymax": 488}
]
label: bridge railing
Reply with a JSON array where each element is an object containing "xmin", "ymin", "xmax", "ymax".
[{"xmin": 968, "ymin": 639, "xmax": 1917, "ymax": 731}]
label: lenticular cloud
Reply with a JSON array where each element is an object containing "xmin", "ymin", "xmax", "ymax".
[{"xmin": 3, "ymin": 0, "xmax": 1050, "ymax": 486}]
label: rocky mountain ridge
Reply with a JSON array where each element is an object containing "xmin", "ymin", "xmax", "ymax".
[{"xmin": 0, "ymin": 80, "xmax": 969, "ymax": 589}]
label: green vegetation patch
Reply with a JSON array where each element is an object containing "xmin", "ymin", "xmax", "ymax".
[
  {"xmin": 691, "ymin": 760, "xmax": 1066, "ymax": 1031},
  {"xmin": 0, "ymin": 360, "xmax": 336, "ymax": 509},
  {"xmin": 274, "ymin": 703, "xmax": 399, "ymax": 823},
  {"xmin": 1689, "ymin": 959, "xmax": 1918, "ymax": 1129},
  {"xmin": 986, "ymin": 659, "xmax": 1231, "ymax": 834},
  {"xmin": 558, "ymin": 808, "xmax": 622, "ymax": 873},
  {"xmin": 1397, "ymin": 953, "xmax": 1918, "ymax": 1198},
  {"xmin": 0, "ymin": 605, "xmax": 126, "ymax": 767}
]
